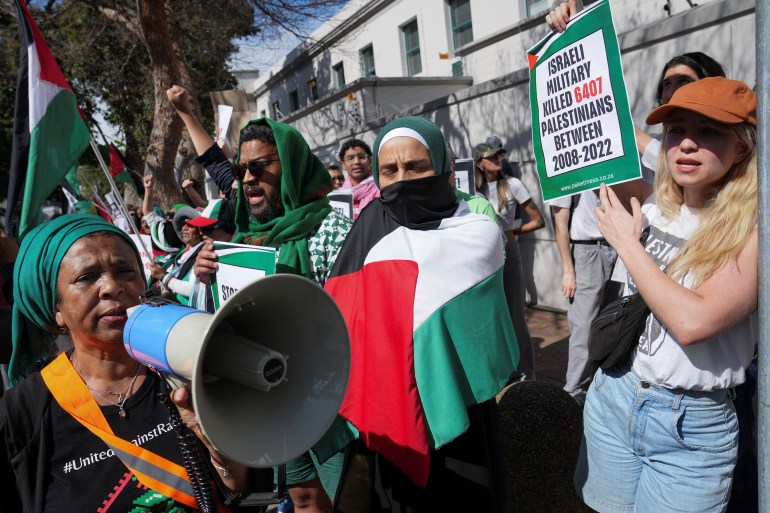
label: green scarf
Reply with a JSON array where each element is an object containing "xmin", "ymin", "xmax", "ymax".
[
  {"xmin": 371, "ymin": 116, "xmax": 452, "ymax": 188},
  {"xmin": 10, "ymin": 214, "xmax": 143, "ymax": 386},
  {"xmin": 231, "ymin": 118, "xmax": 332, "ymax": 278}
]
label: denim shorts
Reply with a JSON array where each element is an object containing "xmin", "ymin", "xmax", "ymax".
[{"xmin": 574, "ymin": 366, "xmax": 738, "ymax": 513}]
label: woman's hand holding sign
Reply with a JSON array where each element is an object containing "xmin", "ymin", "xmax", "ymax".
[
  {"xmin": 594, "ymin": 183, "xmax": 643, "ymax": 253},
  {"xmin": 546, "ymin": 1, "xmax": 577, "ymax": 32}
]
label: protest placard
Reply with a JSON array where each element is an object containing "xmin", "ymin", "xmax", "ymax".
[
  {"xmin": 210, "ymin": 242, "xmax": 276, "ymax": 310},
  {"xmin": 128, "ymin": 234, "xmax": 153, "ymax": 276},
  {"xmin": 528, "ymin": 0, "xmax": 640, "ymax": 202},
  {"xmin": 217, "ymin": 104, "xmax": 233, "ymax": 140},
  {"xmin": 328, "ymin": 191, "xmax": 354, "ymax": 219},
  {"xmin": 453, "ymin": 158, "xmax": 476, "ymax": 195}
]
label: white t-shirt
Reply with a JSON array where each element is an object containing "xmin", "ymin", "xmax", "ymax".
[
  {"xmin": 627, "ymin": 199, "xmax": 757, "ymax": 391},
  {"xmin": 477, "ymin": 177, "xmax": 531, "ymax": 231},
  {"xmin": 547, "ymin": 190, "xmax": 603, "ymax": 241},
  {"xmin": 642, "ymin": 135, "xmax": 662, "ymax": 172}
]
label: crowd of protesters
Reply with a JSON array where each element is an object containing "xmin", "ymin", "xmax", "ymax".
[{"xmin": 0, "ymin": 1, "xmax": 760, "ymax": 512}]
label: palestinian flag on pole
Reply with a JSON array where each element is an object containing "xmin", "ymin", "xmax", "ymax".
[
  {"xmin": 325, "ymin": 201, "xmax": 519, "ymax": 487},
  {"xmin": 91, "ymin": 193, "xmax": 112, "ymax": 223},
  {"xmin": 109, "ymin": 143, "xmax": 125, "ymax": 177},
  {"xmin": 110, "ymin": 143, "xmax": 138, "ymax": 194},
  {"xmin": 6, "ymin": 0, "xmax": 90, "ymax": 240},
  {"xmin": 61, "ymin": 165, "xmax": 92, "ymax": 214}
]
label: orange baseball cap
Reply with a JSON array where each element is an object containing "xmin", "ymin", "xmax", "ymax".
[{"xmin": 646, "ymin": 77, "xmax": 756, "ymax": 127}]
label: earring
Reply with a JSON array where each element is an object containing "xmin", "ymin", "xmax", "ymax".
[{"xmin": 59, "ymin": 327, "xmax": 68, "ymax": 335}]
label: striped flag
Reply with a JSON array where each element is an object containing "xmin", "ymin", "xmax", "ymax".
[
  {"xmin": 61, "ymin": 165, "xmax": 92, "ymax": 214},
  {"xmin": 6, "ymin": 0, "xmax": 90, "ymax": 240},
  {"xmin": 109, "ymin": 143, "xmax": 126, "ymax": 177},
  {"xmin": 325, "ymin": 202, "xmax": 519, "ymax": 486},
  {"xmin": 110, "ymin": 143, "xmax": 138, "ymax": 194}
]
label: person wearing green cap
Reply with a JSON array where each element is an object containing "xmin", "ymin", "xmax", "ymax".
[
  {"xmin": 167, "ymin": 84, "xmax": 351, "ymax": 512},
  {"xmin": 325, "ymin": 116, "xmax": 518, "ymax": 512},
  {"xmin": 1, "ymin": 214, "xmax": 262, "ymax": 511}
]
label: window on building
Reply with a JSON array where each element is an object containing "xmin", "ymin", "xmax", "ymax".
[
  {"xmin": 260, "ymin": 109, "xmax": 266, "ymax": 118},
  {"xmin": 308, "ymin": 78, "xmax": 318, "ymax": 101},
  {"xmin": 333, "ymin": 62, "xmax": 346, "ymax": 88},
  {"xmin": 448, "ymin": 0, "xmax": 473, "ymax": 49},
  {"xmin": 402, "ymin": 19, "xmax": 422, "ymax": 76},
  {"xmin": 289, "ymin": 90, "xmax": 299, "ymax": 112},
  {"xmin": 360, "ymin": 45, "xmax": 376, "ymax": 77},
  {"xmin": 271, "ymin": 100, "xmax": 282, "ymax": 120},
  {"xmin": 525, "ymin": 0, "xmax": 549, "ymax": 16}
]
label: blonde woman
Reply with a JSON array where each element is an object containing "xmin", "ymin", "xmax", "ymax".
[{"xmin": 576, "ymin": 78, "xmax": 757, "ymax": 513}]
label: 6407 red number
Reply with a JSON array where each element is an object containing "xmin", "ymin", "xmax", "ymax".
[{"xmin": 574, "ymin": 77, "xmax": 603, "ymax": 103}]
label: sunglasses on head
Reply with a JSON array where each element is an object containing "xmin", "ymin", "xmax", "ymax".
[{"xmin": 230, "ymin": 155, "xmax": 279, "ymax": 181}]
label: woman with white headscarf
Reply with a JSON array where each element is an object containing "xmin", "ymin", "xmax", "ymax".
[{"xmin": 326, "ymin": 116, "xmax": 518, "ymax": 512}]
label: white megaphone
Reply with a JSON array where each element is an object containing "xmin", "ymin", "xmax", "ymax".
[{"xmin": 123, "ymin": 274, "xmax": 350, "ymax": 468}]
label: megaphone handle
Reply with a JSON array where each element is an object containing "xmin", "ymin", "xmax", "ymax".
[{"xmin": 157, "ymin": 373, "xmax": 219, "ymax": 513}]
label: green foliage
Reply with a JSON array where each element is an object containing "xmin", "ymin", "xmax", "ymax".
[
  {"xmin": 0, "ymin": 6, "xmax": 21, "ymax": 202},
  {"xmin": 8, "ymin": 0, "xmax": 258, "ymax": 175},
  {"xmin": 0, "ymin": 0, "xmax": 345, "ymax": 211}
]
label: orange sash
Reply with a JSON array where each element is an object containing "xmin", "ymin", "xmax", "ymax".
[{"xmin": 41, "ymin": 352, "xmax": 200, "ymax": 509}]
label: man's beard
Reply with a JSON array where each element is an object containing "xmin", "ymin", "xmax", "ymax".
[{"xmin": 249, "ymin": 187, "xmax": 285, "ymax": 224}]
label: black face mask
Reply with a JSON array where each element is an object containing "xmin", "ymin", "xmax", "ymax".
[{"xmin": 378, "ymin": 173, "xmax": 458, "ymax": 230}]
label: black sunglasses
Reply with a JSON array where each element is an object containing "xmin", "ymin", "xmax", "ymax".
[
  {"xmin": 231, "ymin": 155, "xmax": 279, "ymax": 181},
  {"xmin": 199, "ymin": 223, "xmax": 220, "ymax": 236},
  {"xmin": 199, "ymin": 221, "xmax": 235, "ymax": 236}
]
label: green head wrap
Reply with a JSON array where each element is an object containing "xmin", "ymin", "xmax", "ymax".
[
  {"xmin": 231, "ymin": 118, "xmax": 332, "ymax": 278},
  {"xmin": 371, "ymin": 116, "xmax": 451, "ymax": 189},
  {"xmin": 10, "ymin": 214, "xmax": 143, "ymax": 386}
]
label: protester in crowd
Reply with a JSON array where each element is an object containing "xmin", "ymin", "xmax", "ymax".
[
  {"xmin": 185, "ymin": 198, "xmax": 236, "ymax": 312},
  {"xmin": 147, "ymin": 205, "xmax": 203, "ymax": 306},
  {"xmin": 189, "ymin": 198, "xmax": 235, "ymax": 244},
  {"xmin": 474, "ymin": 142, "xmax": 543, "ymax": 382},
  {"xmin": 543, "ymin": 0, "xmax": 718, "ymax": 406},
  {"xmin": 576, "ymin": 77, "xmax": 758, "ymax": 513},
  {"xmin": 550, "ymin": 190, "xmax": 621, "ymax": 404},
  {"xmin": 181, "ymin": 177, "xmax": 208, "ymax": 208},
  {"xmin": 338, "ymin": 139, "xmax": 379, "ymax": 219},
  {"xmin": 326, "ymin": 116, "xmax": 518, "ymax": 513},
  {"xmin": 141, "ymin": 174, "xmax": 183, "ymax": 260},
  {"xmin": 1, "ymin": 214, "xmax": 265, "ymax": 511},
  {"xmin": 636, "ymin": 52, "xmax": 726, "ymax": 171},
  {"xmin": 485, "ymin": 134, "xmax": 524, "ymax": 231},
  {"xmin": 485, "ymin": 134, "xmax": 518, "ymax": 180},
  {"xmin": 167, "ymin": 84, "xmax": 351, "ymax": 513},
  {"xmin": 327, "ymin": 164, "xmax": 345, "ymax": 190}
]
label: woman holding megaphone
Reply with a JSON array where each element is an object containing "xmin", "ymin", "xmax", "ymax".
[{"xmin": 0, "ymin": 214, "xmax": 259, "ymax": 512}]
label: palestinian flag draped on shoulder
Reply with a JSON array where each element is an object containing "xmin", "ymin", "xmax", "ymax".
[
  {"xmin": 325, "ymin": 201, "xmax": 519, "ymax": 486},
  {"xmin": 6, "ymin": 0, "xmax": 90, "ymax": 240}
]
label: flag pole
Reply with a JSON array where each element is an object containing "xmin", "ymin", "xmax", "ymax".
[
  {"xmin": 83, "ymin": 178, "xmax": 115, "ymax": 219},
  {"xmin": 89, "ymin": 136, "xmax": 151, "ymax": 256}
]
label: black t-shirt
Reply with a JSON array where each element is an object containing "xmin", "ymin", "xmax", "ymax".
[{"xmin": 44, "ymin": 372, "xmax": 198, "ymax": 512}]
